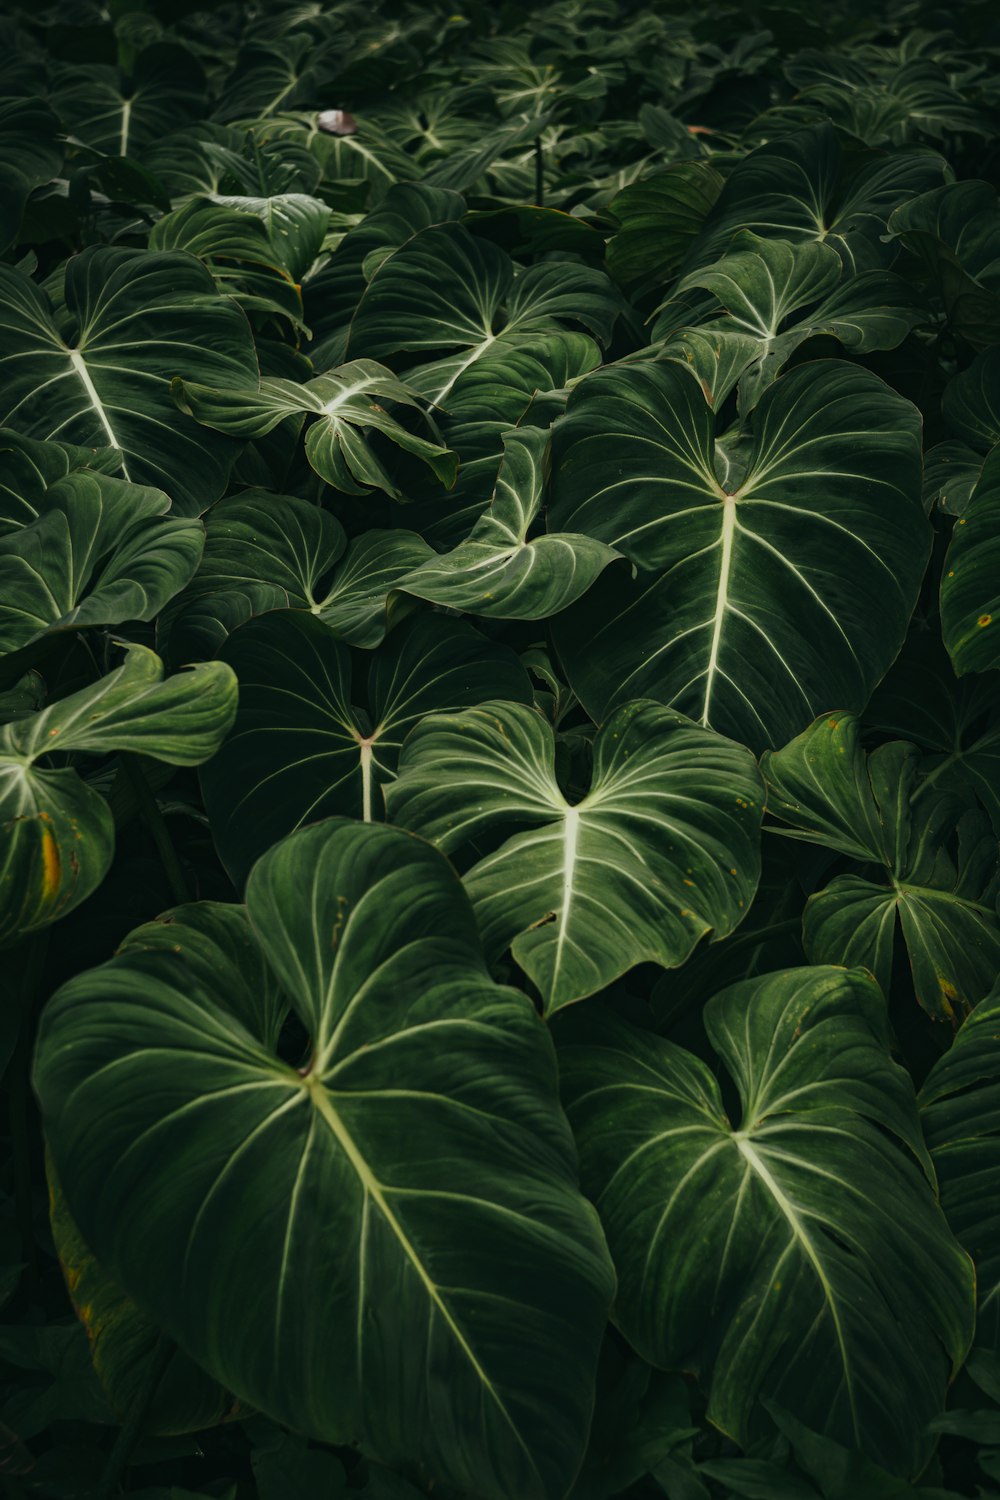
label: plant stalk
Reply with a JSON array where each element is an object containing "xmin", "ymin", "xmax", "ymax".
[
  {"xmin": 119, "ymin": 754, "xmax": 192, "ymax": 906},
  {"xmin": 534, "ymin": 134, "xmax": 544, "ymax": 207}
]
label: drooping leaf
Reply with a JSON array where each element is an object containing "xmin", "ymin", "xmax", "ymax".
[
  {"xmin": 34, "ymin": 818, "xmax": 615, "ymax": 1500},
  {"xmin": 387, "ymin": 698, "xmax": 763, "ymax": 1013},
  {"xmin": 605, "ymin": 163, "xmax": 724, "ymax": 294},
  {"xmin": 0, "ymin": 97, "xmax": 63, "ymax": 252},
  {"xmin": 0, "ymin": 469, "xmax": 203, "ymax": 660},
  {"xmin": 0, "ymin": 646, "xmax": 236, "ymax": 945},
  {"xmin": 549, "ymin": 359, "xmax": 927, "ymax": 751},
  {"xmin": 399, "ymin": 427, "xmax": 621, "ymax": 618},
  {"xmin": 201, "ymin": 611, "xmax": 532, "ymax": 886},
  {"xmin": 173, "ymin": 361, "xmax": 457, "ymax": 499},
  {"xmin": 761, "ymin": 711, "xmax": 1000, "ymax": 1021},
  {"xmin": 0, "ymin": 248, "xmax": 259, "ymax": 516},
  {"xmin": 557, "ymin": 967, "xmax": 974, "ymax": 1476}
]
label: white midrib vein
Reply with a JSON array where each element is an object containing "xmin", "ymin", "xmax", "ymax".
[
  {"xmin": 67, "ymin": 349, "xmax": 131, "ymax": 475},
  {"xmin": 734, "ymin": 1133, "xmax": 858, "ymax": 1429},
  {"xmin": 550, "ymin": 805, "xmax": 581, "ymax": 994},
  {"xmin": 701, "ymin": 492, "xmax": 737, "ymax": 727},
  {"xmin": 358, "ymin": 740, "xmax": 374, "ymax": 822},
  {"xmin": 306, "ymin": 1080, "xmax": 533, "ymax": 1463}
]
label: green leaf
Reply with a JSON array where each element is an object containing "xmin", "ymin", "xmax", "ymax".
[
  {"xmin": 346, "ymin": 221, "xmax": 621, "ymax": 404},
  {"xmin": 0, "ymin": 468, "xmax": 203, "ymax": 659},
  {"xmin": 34, "ymin": 818, "xmax": 615, "ymax": 1500},
  {"xmin": 0, "ymin": 248, "xmax": 259, "ymax": 516},
  {"xmin": 942, "ymin": 447, "xmax": 1000, "ymax": 675},
  {"xmin": 605, "ymin": 163, "xmax": 724, "ymax": 295},
  {"xmin": 549, "ymin": 359, "xmax": 927, "ymax": 751},
  {"xmin": 921, "ymin": 986, "xmax": 1000, "ymax": 1353},
  {"xmin": 761, "ymin": 712, "xmax": 1000, "ymax": 1021},
  {"xmin": 399, "ymin": 426, "xmax": 622, "ymax": 618},
  {"xmin": 200, "ymin": 611, "xmax": 531, "ymax": 887},
  {"xmin": 50, "ymin": 44, "xmax": 205, "ymax": 156},
  {"xmin": 49, "ymin": 1153, "xmax": 241, "ymax": 1435},
  {"xmin": 304, "ymin": 182, "xmax": 466, "ymax": 368},
  {"xmin": 688, "ymin": 123, "xmax": 946, "ymax": 273},
  {"xmin": 149, "ymin": 198, "xmax": 305, "ymax": 330},
  {"xmin": 556, "ymin": 967, "xmax": 974, "ymax": 1476},
  {"xmin": 387, "ymin": 698, "xmax": 763, "ymax": 1013},
  {"xmin": 0, "ymin": 645, "xmax": 236, "ymax": 944},
  {"xmin": 209, "ymin": 191, "xmax": 331, "ymax": 281},
  {"xmin": 655, "ymin": 233, "xmax": 923, "ymax": 409},
  {"xmin": 173, "ymin": 361, "xmax": 457, "ymax": 499}
]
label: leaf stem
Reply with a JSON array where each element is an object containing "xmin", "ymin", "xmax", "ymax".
[
  {"xmin": 119, "ymin": 754, "xmax": 192, "ymax": 906},
  {"xmin": 534, "ymin": 135, "xmax": 544, "ymax": 207},
  {"xmin": 96, "ymin": 1334, "xmax": 173, "ymax": 1498}
]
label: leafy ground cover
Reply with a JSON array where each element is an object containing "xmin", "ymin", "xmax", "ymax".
[{"xmin": 4, "ymin": 0, "xmax": 1000, "ymax": 1495}]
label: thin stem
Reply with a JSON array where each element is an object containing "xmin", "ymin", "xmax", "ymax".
[
  {"xmin": 97, "ymin": 1334, "xmax": 173, "ymax": 1498},
  {"xmin": 534, "ymin": 135, "xmax": 544, "ymax": 207},
  {"xmin": 119, "ymin": 754, "xmax": 191, "ymax": 906}
]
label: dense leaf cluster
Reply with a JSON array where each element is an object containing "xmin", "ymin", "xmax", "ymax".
[{"xmin": 4, "ymin": 0, "xmax": 1000, "ymax": 1496}]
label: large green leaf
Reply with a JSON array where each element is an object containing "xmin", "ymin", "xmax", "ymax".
[
  {"xmin": 604, "ymin": 163, "xmax": 724, "ymax": 295},
  {"xmin": 761, "ymin": 712, "xmax": 1000, "ymax": 1021},
  {"xmin": 686, "ymin": 124, "xmax": 946, "ymax": 273},
  {"xmin": 387, "ymin": 698, "xmax": 763, "ymax": 1013},
  {"xmin": 549, "ymin": 359, "xmax": 927, "ymax": 751},
  {"xmin": 346, "ymin": 222, "xmax": 621, "ymax": 404},
  {"xmin": 942, "ymin": 446, "xmax": 1000, "ymax": 675},
  {"xmin": 399, "ymin": 427, "xmax": 621, "ymax": 618},
  {"xmin": 200, "ymin": 610, "xmax": 531, "ymax": 886},
  {"xmin": 0, "ymin": 646, "xmax": 236, "ymax": 945},
  {"xmin": 50, "ymin": 45, "xmax": 206, "ymax": 156},
  {"xmin": 34, "ymin": 818, "xmax": 615, "ymax": 1500},
  {"xmin": 654, "ymin": 233, "xmax": 923, "ymax": 410},
  {"xmin": 49, "ymin": 1150, "xmax": 241, "ymax": 1436},
  {"xmin": 304, "ymin": 182, "xmax": 466, "ymax": 368},
  {"xmin": 173, "ymin": 361, "xmax": 457, "ymax": 499},
  {"xmin": 921, "ymin": 985, "xmax": 1000, "ymax": 1352},
  {"xmin": 0, "ymin": 469, "xmax": 203, "ymax": 659},
  {"xmin": 148, "ymin": 199, "xmax": 305, "ymax": 330},
  {"xmin": 557, "ymin": 967, "xmax": 974, "ymax": 1476},
  {"xmin": 0, "ymin": 248, "xmax": 259, "ymax": 515}
]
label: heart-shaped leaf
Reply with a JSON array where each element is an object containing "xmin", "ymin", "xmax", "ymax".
[
  {"xmin": 200, "ymin": 611, "xmax": 532, "ymax": 886},
  {"xmin": 557, "ymin": 967, "xmax": 974, "ymax": 1476},
  {"xmin": 34, "ymin": 818, "xmax": 615, "ymax": 1500},
  {"xmin": 549, "ymin": 359, "xmax": 927, "ymax": 751},
  {"xmin": 387, "ymin": 698, "xmax": 763, "ymax": 1013},
  {"xmin": 0, "ymin": 248, "xmax": 259, "ymax": 516}
]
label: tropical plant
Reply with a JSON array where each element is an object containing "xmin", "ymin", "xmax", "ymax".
[{"xmin": 3, "ymin": 0, "xmax": 1000, "ymax": 1497}]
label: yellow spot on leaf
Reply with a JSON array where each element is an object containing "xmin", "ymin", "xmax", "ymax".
[
  {"xmin": 979, "ymin": 614, "xmax": 992, "ymax": 627},
  {"xmin": 41, "ymin": 827, "xmax": 61, "ymax": 900}
]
